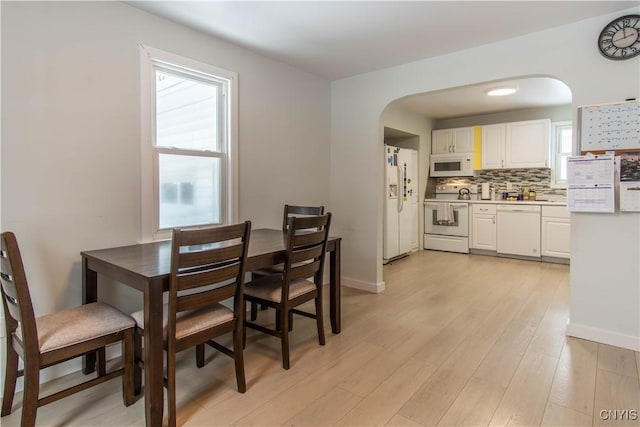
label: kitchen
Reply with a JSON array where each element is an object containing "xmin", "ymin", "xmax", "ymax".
[{"xmin": 384, "ymin": 77, "xmax": 572, "ymax": 264}]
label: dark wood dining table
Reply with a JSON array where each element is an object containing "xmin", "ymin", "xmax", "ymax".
[{"xmin": 81, "ymin": 228, "xmax": 341, "ymax": 427}]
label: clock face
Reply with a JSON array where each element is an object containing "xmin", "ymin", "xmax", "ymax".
[{"xmin": 598, "ymin": 14, "xmax": 640, "ymax": 60}]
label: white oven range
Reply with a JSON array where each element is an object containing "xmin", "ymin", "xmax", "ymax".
[{"xmin": 424, "ymin": 184, "xmax": 477, "ymax": 253}]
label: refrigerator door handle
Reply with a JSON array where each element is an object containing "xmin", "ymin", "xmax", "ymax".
[{"xmin": 397, "ymin": 165, "xmax": 403, "ymax": 213}]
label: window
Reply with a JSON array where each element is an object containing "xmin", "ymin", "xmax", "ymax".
[
  {"xmin": 140, "ymin": 46, "xmax": 238, "ymax": 241},
  {"xmin": 550, "ymin": 121, "xmax": 572, "ymax": 188}
]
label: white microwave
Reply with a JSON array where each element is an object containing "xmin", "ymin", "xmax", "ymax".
[{"xmin": 429, "ymin": 153, "xmax": 475, "ymax": 177}]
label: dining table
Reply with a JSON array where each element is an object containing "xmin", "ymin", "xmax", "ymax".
[{"xmin": 81, "ymin": 228, "xmax": 341, "ymax": 427}]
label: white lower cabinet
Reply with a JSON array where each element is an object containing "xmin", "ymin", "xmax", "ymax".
[
  {"xmin": 471, "ymin": 204, "xmax": 496, "ymax": 251},
  {"xmin": 468, "ymin": 202, "xmax": 569, "ymax": 263},
  {"xmin": 541, "ymin": 206, "xmax": 571, "ymax": 259}
]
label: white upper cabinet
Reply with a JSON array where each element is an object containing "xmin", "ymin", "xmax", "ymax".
[
  {"xmin": 432, "ymin": 129, "xmax": 451, "ymax": 154},
  {"xmin": 481, "ymin": 124, "xmax": 505, "ymax": 169},
  {"xmin": 505, "ymin": 119, "xmax": 550, "ymax": 168},
  {"xmin": 432, "ymin": 127, "xmax": 474, "ymax": 154},
  {"xmin": 481, "ymin": 119, "xmax": 550, "ymax": 169}
]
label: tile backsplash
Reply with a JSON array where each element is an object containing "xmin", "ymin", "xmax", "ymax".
[{"xmin": 437, "ymin": 168, "xmax": 566, "ymax": 197}]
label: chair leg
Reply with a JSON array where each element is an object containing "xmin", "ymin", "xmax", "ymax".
[
  {"xmin": 232, "ymin": 322, "xmax": 246, "ymax": 393},
  {"xmin": 243, "ymin": 321, "xmax": 247, "ymax": 349},
  {"xmin": 97, "ymin": 347, "xmax": 107, "ymax": 377},
  {"xmin": 250, "ymin": 302, "xmax": 258, "ymax": 321},
  {"xmin": 1, "ymin": 342, "xmax": 18, "ymax": 416},
  {"xmin": 196, "ymin": 344, "xmax": 205, "ymax": 368},
  {"xmin": 315, "ymin": 295, "xmax": 326, "ymax": 346},
  {"xmin": 289, "ymin": 311, "xmax": 294, "ymax": 332},
  {"xmin": 133, "ymin": 331, "xmax": 143, "ymax": 397},
  {"xmin": 122, "ymin": 329, "xmax": 135, "ymax": 406},
  {"xmin": 21, "ymin": 361, "xmax": 40, "ymax": 427},
  {"xmin": 167, "ymin": 351, "xmax": 176, "ymax": 427},
  {"xmin": 280, "ymin": 309, "xmax": 290, "ymax": 370}
]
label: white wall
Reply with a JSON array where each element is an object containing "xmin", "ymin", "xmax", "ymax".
[
  {"xmin": 331, "ymin": 8, "xmax": 640, "ymax": 350},
  {"xmin": 1, "ymin": 1, "xmax": 330, "ymax": 385}
]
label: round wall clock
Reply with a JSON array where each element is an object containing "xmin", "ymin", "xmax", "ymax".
[{"xmin": 598, "ymin": 14, "xmax": 640, "ymax": 60}]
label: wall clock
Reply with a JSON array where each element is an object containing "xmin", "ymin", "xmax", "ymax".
[{"xmin": 598, "ymin": 14, "xmax": 640, "ymax": 60}]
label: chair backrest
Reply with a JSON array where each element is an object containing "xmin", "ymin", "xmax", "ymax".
[
  {"xmin": 282, "ymin": 205, "xmax": 324, "ymax": 231},
  {"xmin": 168, "ymin": 221, "xmax": 251, "ymax": 342},
  {"xmin": 282, "ymin": 213, "xmax": 331, "ymax": 297},
  {"xmin": 0, "ymin": 232, "xmax": 38, "ymax": 353}
]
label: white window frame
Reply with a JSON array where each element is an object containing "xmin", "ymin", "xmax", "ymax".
[
  {"xmin": 140, "ymin": 45, "xmax": 238, "ymax": 242},
  {"xmin": 550, "ymin": 121, "xmax": 572, "ymax": 189}
]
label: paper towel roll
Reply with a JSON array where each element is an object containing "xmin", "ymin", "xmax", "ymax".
[{"xmin": 481, "ymin": 183, "xmax": 490, "ymax": 199}]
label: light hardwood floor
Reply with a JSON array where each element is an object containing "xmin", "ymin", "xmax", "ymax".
[{"xmin": 2, "ymin": 251, "xmax": 639, "ymax": 426}]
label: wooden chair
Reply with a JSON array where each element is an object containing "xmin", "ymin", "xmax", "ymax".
[
  {"xmin": 131, "ymin": 221, "xmax": 251, "ymax": 427},
  {"xmin": 250, "ymin": 204, "xmax": 324, "ymax": 319},
  {"xmin": 0, "ymin": 231, "xmax": 136, "ymax": 427},
  {"xmin": 281, "ymin": 205, "xmax": 325, "ymax": 231},
  {"xmin": 244, "ymin": 213, "xmax": 331, "ymax": 369}
]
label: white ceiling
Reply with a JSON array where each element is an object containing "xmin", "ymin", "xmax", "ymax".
[
  {"xmin": 128, "ymin": 1, "xmax": 636, "ymax": 118},
  {"xmin": 393, "ymin": 77, "xmax": 573, "ymax": 119}
]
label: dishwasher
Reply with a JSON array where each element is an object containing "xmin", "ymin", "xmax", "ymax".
[{"xmin": 496, "ymin": 204, "xmax": 541, "ymax": 258}]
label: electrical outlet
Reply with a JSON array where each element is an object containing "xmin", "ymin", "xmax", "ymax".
[{"xmin": 506, "ymin": 182, "xmax": 513, "ymax": 191}]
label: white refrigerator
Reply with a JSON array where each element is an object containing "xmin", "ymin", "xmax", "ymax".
[{"xmin": 384, "ymin": 145, "xmax": 419, "ymax": 263}]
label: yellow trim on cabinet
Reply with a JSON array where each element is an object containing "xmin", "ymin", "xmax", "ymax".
[{"xmin": 473, "ymin": 126, "xmax": 482, "ymax": 170}]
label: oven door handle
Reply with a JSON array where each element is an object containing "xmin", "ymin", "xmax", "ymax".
[
  {"xmin": 425, "ymin": 202, "xmax": 468, "ymax": 209},
  {"xmin": 449, "ymin": 203, "xmax": 468, "ymax": 209}
]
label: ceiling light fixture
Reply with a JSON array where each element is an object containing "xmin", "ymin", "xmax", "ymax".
[{"xmin": 486, "ymin": 86, "xmax": 518, "ymax": 97}]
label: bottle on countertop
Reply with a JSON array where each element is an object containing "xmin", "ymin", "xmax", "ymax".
[
  {"xmin": 529, "ymin": 189, "xmax": 536, "ymax": 200},
  {"xmin": 490, "ymin": 187, "xmax": 496, "ymax": 200}
]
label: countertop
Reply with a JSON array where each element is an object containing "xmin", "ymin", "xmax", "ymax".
[{"xmin": 424, "ymin": 198, "xmax": 567, "ymax": 206}]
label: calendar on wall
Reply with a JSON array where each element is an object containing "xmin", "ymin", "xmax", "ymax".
[{"xmin": 578, "ymin": 100, "xmax": 640, "ymax": 153}]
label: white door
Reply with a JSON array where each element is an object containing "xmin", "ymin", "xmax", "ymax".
[
  {"xmin": 451, "ymin": 127, "xmax": 474, "ymax": 152},
  {"xmin": 541, "ymin": 217, "xmax": 570, "ymax": 258},
  {"xmin": 471, "ymin": 214, "xmax": 496, "ymax": 250},
  {"xmin": 497, "ymin": 206, "xmax": 541, "ymax": 257},
  {"xmin": 383, "ymin": 147, "xmax": 400, "ymax": 260},
  {"xmin": 505, "ymin": 119, "xmax": 550, "ymax": 168},
  {"xmin": 482, "ymin": 124, "xmax": 505, "ymax": 169},
  {"xmin": 398, "ymin": 149, "xmax": 418, "ymax": 253},
  {"xmin": 432, "ymin": 130, "xmax": 451, "ymax": 154},
  {"xmin": 471, "ymin": 204, "xmax": 496, "ymax": 250}
]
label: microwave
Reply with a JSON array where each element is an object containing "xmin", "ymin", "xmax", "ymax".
[{"xmin": 429, "ymin": 153, "xmax": 475, "ymax": 177}]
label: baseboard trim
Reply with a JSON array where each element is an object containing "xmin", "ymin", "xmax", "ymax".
[
  {"xmin": 567, "ymin": 321, "xmax": 640, "ymax": 351},
  {"xmin": 342, "ymin": 277, "xmax": 385, "ymax": 293},
  {"xmin": 541, "ymin": 255, "xmax": 570, "ymax": 265}
]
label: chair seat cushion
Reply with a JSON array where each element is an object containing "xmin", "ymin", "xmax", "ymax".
[
  {"xmin": 244, "ymin": 275, "xmax": 316, "ymax": 303},
  {"xmin": 16, "ymin": 302, "xmax": 136, "ymax": 353},
  {"xmin": 131, "ymin": 303, "xmax": 233, "ymax": 341}
]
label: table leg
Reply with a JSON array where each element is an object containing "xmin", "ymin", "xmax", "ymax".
[
  {"xmin": 329, "ymin": 240, "xmax": 341, "ymax": 334},
  {"xmin": 82, "ymin": 257, "xmax": 97, "ymax": 374},
  {"xmin": 144, "ymin": 281, "xmax": 164, "ymax": 426}
]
